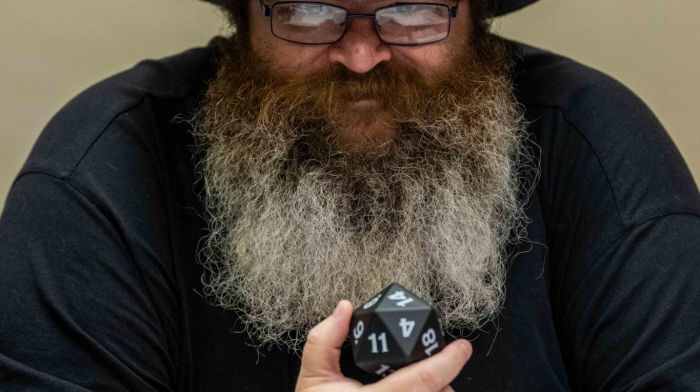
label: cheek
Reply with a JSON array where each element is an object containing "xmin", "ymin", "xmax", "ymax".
[
  {"xmin": 392, "ymin": 45, "xmax": 454, "ymax": 76},
  {"xmin": 276, "ymin": 46, "xmax": 330, "ymax": 74},
  {"xmin": 253, "ymin": 38, "xmax": 331, "ymax": 77}
]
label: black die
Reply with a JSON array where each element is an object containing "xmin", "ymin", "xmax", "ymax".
[{"xmin": 350, "ymin": 282, "xmax": 446, "ymax": 377}]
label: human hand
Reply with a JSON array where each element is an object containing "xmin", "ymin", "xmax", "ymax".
[{"xmin": 295, "ymin": 300, "xmax": 473, "ymax": 392}]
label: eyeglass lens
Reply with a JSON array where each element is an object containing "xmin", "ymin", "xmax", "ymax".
[{"xmin": 270, "ymin": 3, "xmax": 451, "ymax": 45}]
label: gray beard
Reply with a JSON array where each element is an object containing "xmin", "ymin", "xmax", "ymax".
[{"xmin": 192, "ymin": 38, "xmax": 533, "ymax": 354}]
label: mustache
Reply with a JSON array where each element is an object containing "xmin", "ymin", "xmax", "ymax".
[
  {"xmin": 249, "ymin": 61, "xmax": 449, "ymax": 128},
  {"xmin": 304, "ymin": 63, "xmax": 426, "ymax": 99},
  {"xmin": 272, "ymin": 61, "xmax": 426, "ymax": 89}
]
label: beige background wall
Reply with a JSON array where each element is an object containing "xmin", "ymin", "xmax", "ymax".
[{"xmin": 1, "ymin": 0, "xmax": 699, "ymax": 208}]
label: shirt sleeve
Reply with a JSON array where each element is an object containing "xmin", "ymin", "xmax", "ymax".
[
  {"xmin": 0, "ymin": 172, "xmax": 176, "ymax": 391},
  {"xmin": 518, "ymin": 48, "xmax": 700, "ymax": 389},
  {"xmin": 528, "ymin": 70, "xmax": 700, "ymax": 389},
  {"xmin": 556, "ymin": 213, "xmax": 700, "ymax": 391}
]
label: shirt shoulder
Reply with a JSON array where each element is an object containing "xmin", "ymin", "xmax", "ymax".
[
  {"xmin": 509, "ymin": 40, "xmax": 700, "ymax": 227},
  {"xmin": 18, "ymin": 44, "xmax": 219, "ymax": 183},
  {"xmin": 0, "ymin": 44, "xmax": 220, "ymax": 390}
]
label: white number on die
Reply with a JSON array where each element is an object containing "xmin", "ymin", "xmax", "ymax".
[
  {"xmin": 362, "ymin": 294, "xmax": 382, "ymax": 310},
  {"xmin": 398, "ymin": 318, "xmax": 415, "ymax": 338},
  {"xmin": 374, "ymin": 364, "xmax": 394, "ymax": 377},
  {"xmin": 352, "ymin": 320, "xmax": 365, "ymax": 345},
  {"xmin": 421, "ymin": 328, "xmax": 439, "ymax": 356},
  {"xmin": 387, "ymin": 290, "xmax": 414, "ymax": 307},
  {"xmin": 368, "ymin": 332, "xmax": 389, "ymax": 353}
]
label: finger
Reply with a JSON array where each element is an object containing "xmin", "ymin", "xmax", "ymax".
[
  {"xmin": 439, "ymin": 386, "xmax": 455, "ymax": 392},
  {"xmin": 368, "ymin": 339, "xmax": 472, "ymax": 392},
  {"xmin": 299, "ymin": 300, "xmax": 353, "ymax": 378}
]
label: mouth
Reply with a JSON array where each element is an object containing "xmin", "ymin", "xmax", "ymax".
[{"xmin": 348, "ymin": 98, "xmax": 381, "ymax": 110}]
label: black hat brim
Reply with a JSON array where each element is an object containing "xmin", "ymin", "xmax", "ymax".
[
  {"xmin": 202, "ymin": 0, "xmax": 539, "ymax": 17},
  {"xmin": 492, "ymin": 0, "xmax": 539, "ymax": 16}
]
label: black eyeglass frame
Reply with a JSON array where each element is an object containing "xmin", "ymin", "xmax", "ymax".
[{"xmin": 258, "ymin": 1, "xmax": 460, "ymax": 46}]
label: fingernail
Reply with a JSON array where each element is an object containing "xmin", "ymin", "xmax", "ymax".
[{"xmin": 333, "ymin": 301, "xmax": 344, "ymax": 319}]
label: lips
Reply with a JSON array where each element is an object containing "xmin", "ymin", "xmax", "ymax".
[{"xmin": 349, "ymin": 98, "xmax": 380, "ymax": 109}]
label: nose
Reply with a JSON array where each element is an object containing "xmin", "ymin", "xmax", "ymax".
[{"xmin": 328, "ymin": 17, "xmax": 392, "ymax": 74}]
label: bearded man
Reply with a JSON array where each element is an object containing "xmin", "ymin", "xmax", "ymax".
[{"xmin": 1, "ymin": 0, "xmax": 699, "ymax": 391}]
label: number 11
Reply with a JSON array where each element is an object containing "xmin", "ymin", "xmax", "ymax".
[{"xmin": 368, "ymin": 332, "xmax": 388, "ymax": 353}]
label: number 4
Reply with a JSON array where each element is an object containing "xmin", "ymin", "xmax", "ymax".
[{"xmin": 398, "ymin": 318, "xmax": 415, "ymax": 338}]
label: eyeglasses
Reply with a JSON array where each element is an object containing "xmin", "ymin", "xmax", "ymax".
[{"xmin": 259, "ymin": 1, "xmax": 459, "ymax": 46}]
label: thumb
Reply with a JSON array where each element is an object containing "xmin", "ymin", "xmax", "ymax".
[{"xmin": 298, "ymin": 300, "xmax": 353, "ymax": 379}]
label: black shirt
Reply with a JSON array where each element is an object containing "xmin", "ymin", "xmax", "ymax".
[{"xmin": 2, "ymin": 40, "xmax": 700, "ymax": 391}]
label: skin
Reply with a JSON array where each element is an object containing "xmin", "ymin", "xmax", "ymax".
[
  {"xmin": 248, "ymin": 0, "xmax": 473, "ymax": 155},
  {"xmin": 245, "ymin": 1, "xmax": 475, "ymax": 390}
]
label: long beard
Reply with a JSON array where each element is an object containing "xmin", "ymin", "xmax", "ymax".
[{"xmin": 191, "ymin": 33, "xmax": 533, "ymax": 353}]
